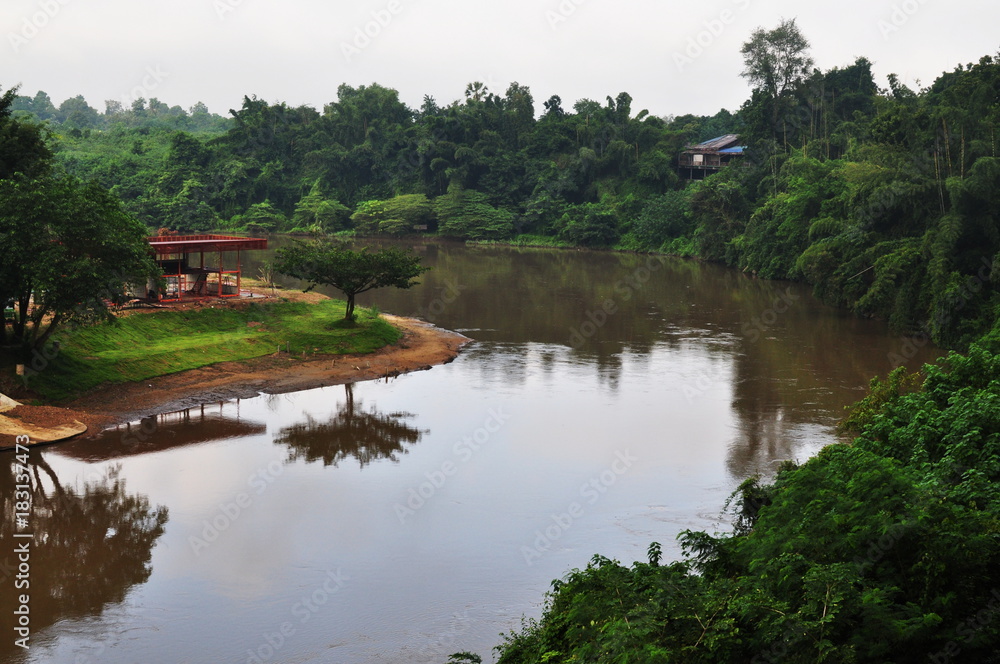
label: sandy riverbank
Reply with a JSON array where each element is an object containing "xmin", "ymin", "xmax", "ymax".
[{"xmin": 0, "ymin": 314, "xmax": 471, "ymax": 448}]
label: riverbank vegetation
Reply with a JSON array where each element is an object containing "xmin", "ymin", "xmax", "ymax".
[{"xmin": 22, "ymin": 299, "xmax": 397, "ymax": 402}]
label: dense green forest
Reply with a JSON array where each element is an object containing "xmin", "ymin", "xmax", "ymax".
[
  {"xmin": 13, "ymin": 35, "xmax": 1000, "ymax": 350},
  {"xmin": 8, "ymin": 19, "xmax": 1000, "ymax": 662}
]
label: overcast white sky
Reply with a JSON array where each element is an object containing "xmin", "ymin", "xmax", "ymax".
[{"xmin": 3, "ymin": 0, "xmax": 998, "ymax": 119}]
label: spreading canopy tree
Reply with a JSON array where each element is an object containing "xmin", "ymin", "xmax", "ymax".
[
  {"xmin": 274, "ymin": 240, "xmax": 429, "ymax": 321},
  {"xmin": 0, "ymin": 174, "xmax": 161, "ymax": 352}
]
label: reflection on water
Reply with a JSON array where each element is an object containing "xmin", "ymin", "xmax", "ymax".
[
  {"xmin": 0, "ymin": 241, "xmax": 945, "ymax": 664},
  {"xmin": 62, "ymin": 404, "xmax": 267, "ymax": 462},
  {"xmin": 274, "ymin": 384, "xmax": 424, "ymax": 467},
  {"xmin": 0, "ymin": 455, "xmax": 168, "ymax": 660}
]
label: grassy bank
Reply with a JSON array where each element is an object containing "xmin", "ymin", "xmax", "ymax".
[
  {"xmin": 23, "ymin": 300, "xmax": 399, "ymax": 402},
  {"xmin": 466, "ymin": 234, "xmax": 574, "ymax": 249}
]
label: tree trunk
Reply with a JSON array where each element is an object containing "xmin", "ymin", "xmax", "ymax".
[
  {"xmin": 345, "ymin": 293, "xmax": 356, "ymax": 321},
  {"xmin": 33, "ymin": 312, "xmax": 62, "ymax": 349}
]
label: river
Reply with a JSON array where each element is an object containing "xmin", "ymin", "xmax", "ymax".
[{"xmin": 0, "ymin": 241, "xmax": 940, "ymax": 663}]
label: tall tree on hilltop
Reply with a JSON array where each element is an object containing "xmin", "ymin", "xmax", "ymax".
[
  {"xmin": 740, "ymin": 17, "xmax": 814, "ymax": 147},
  {"xmin": 740, "ymin": 18, "xmax": 814, "ymax": 102}
]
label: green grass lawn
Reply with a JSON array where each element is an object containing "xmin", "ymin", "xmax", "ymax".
[{"xmin": 25, "ymin": 299, "xmax": 400, "ymax": 402}]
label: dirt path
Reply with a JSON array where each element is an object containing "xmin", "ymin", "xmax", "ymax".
[{"xmin": 1, "ymin": 315, "xmax": 471, "ymax": 447}]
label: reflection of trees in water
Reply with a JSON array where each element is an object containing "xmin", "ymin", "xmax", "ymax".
[
  {"xmin": 459, "ymin": 341, "xmax": 633, "ymax": 394},
  {"xmin": 0, "ymin": 455, "xmax": 168, "ymax": 655},
  {"xmin": 725, "ymin": 343, "xmax": 839, "ymax": 478},
  {"xmin": 274, "ymin": 384, "xmax": 424, "ymax": 468},
  {"xmin": 727, "ymin": 384, "xmax": 796, "ymax": 477}
]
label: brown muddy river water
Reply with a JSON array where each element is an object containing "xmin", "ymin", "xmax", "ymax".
[{"xmin": 1, "ymin": 241, "xmax": 940, "ymax": 663}]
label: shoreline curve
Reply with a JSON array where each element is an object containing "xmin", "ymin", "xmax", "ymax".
[{"xmin": 1, "ymin": 315, "xmax": 471, "ymax": 448}]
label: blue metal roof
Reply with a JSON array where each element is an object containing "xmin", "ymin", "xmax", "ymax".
[
  {"xmin": 690, "ymin": 134, "xmax": 741, "ymax": 151},
  {"xmin": 719, "ymin": 146, "xmax": 745, "ymax": 154}
]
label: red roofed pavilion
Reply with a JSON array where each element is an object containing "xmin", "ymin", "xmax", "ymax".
[{"xmin": 147, "ymin": 234, "xmax": 268, "ymax": 302}]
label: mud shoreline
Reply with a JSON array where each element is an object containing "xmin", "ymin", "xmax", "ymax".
[{"xmin": 1, "ymin": 315, "xmax": 471, "ymax": 448}]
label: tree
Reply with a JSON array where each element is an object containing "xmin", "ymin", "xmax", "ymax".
[
  {"xmin": 3, "ymin": 86, "xmax": 158, "ymax": 353},
  {"xmin": 0, "ymin": 174, "xmax": 160, "ymax": 351},
  {"xmin": 557, "ymin": 202, "xmax": 620, "ymax": 247},
  {"xmin": 631, "ymin": 189, "xmax": 693, "ymax": 249},
  {"xmin": 292, "ymin": 181, "xmax": 351, "ymax": 233},
  {"xmin": 274, "ymin": 240, "xmax": 429, "ymax": 321},
  {"xmin": 740, "ymin": 18, "xmax": 814, "ymax": 101},
  {"xmin": 160, "ymin": 178, "xmax": 221, "ymax": 232},
  {"xmin": 740, "ymin": 17, "xmax": 814, "ymax": 143},
  {"xmin": 434, "ymin": 184, "xmax": 514, "ymax": 240},
  {"xmin": 230, "ymin": 199, "xmax": 285, "ymax": 234},
  {"xmin": 29, "ymin": 90, "xmax": 57, "ymax": 121},
  {"xmin": 349, "ymin": 193, "xmax": 434, "ymax": 235},
  {"xmin": 464, "ymin": 81, "xmax": 490, "ymax": 104},
  {"xmin": 0, "ymin": 84, "xmax": 52, "ymax": 179},
  {"xmin": 56, "ymin": 95, "xmax": 101, "ymax": 128}
]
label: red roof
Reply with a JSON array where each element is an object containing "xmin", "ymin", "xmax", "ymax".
[{"xmin": 148, "ymin": 234, "xmax": 268, "ymax": 255}]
